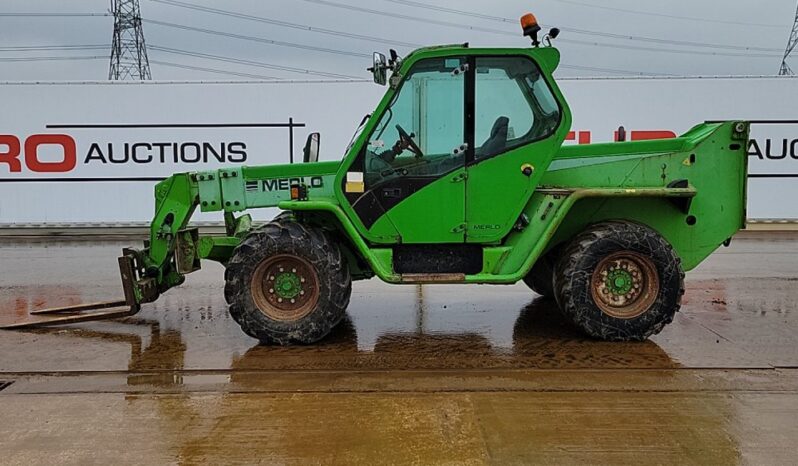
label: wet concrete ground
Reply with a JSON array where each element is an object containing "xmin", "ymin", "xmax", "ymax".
[{"xmin": 1, "ymin": 233, "xmax": 797, "ymax": 465}]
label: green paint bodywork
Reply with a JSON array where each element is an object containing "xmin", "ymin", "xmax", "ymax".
[{"xmin": 122, "ymin": 44, "xmax": 749, "ymax": 306}]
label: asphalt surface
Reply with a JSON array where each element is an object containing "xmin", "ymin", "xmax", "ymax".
[{"xmin": 1, "ymin": 233, "xmax": 797, "ymax": 465}]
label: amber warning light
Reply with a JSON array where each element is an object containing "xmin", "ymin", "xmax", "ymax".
[{"xmin": 520, "ymin": 13, "xmax": 542, "ymax": 46}]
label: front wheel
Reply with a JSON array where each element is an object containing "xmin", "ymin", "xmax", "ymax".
[
  {"xmin": 554, "ymin": 221, "xmax": 685, "ymax": 341},
  {"xmin": 224, "ymin": 219, "xmax": 352, "ymax": 345}
]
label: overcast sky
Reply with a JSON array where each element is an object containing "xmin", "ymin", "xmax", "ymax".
[{"xmin": 0, "ymin": 0, "xmax": 796, "ymax": 81}]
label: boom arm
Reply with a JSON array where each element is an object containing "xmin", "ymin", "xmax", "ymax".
[{"xmin": 124, "ymin": 163, "xmax": 340, "ymax": 306}]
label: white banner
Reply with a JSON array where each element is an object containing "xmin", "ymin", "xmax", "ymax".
[
  {"xmin": 558, "ymin": 76, "xmax": 798, "ymax": 220},
  {"xmin": 0, "ymin": 76, "xmax": 796, "ymax": 224},
  {"xmin": 0, "ymin": 81, "xmax": 382, "ymax": 224}
]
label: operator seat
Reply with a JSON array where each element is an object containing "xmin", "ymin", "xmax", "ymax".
[{"xmin": 476, "ymin": 116, "xmax": 509, "ymax": 159}]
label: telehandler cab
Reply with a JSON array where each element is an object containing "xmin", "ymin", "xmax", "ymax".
[{"xmin": 3, "ymin": 13, "xmax": 749, "ymax": 344}]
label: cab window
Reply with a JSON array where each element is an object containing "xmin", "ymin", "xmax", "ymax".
[
  {"xmin": 474, "ymin": 57, "xmax": 560, "ymax": 160},
  {"xmin": 364, "ymin": 57, "xmax": 465, "ymax": 186}
]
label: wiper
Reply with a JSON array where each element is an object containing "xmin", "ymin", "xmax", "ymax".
[{"xmin": 345, "ymin": 113, "xmax": 371, "ymax": 153}]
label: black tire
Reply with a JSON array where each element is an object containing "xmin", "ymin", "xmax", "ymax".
[
  {"xmin": 553, "ymin": 221, "xmax": 684, "ymax": 341},
  {"xmin": 522, "ymin": 249, "xmax": 558, "ymax": 298},
  {"xmin": 224, "ymin": 218, "xmax": 352, "ymax": 345}
]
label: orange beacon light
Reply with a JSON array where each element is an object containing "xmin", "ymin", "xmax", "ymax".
[{"xmin": 520, "ymin": 13, "xmax": 542, "ymax": 46}]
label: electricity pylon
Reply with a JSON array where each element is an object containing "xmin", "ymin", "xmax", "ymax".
[
  {"xmin": 109, "ymin": 0, "xmax": 151, "ymax": 80},
  {"xmin": 779, "ymin": 2, "xmax": 798, "ymax": 75}
]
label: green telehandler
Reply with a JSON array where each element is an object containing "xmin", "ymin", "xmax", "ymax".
[{"xmin": 3, "ymin": 14, "xmax": 749, "ymax": 344}]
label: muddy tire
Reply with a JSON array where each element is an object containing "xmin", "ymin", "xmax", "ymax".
[
  {"xmin": 224, "ymin": 218, "xmax": 352, "ymax": 345},
  {"xmin": 553, "ymin": 221, "xmax": 684, "ymax": 341},
  {"xmin": 522, "ymin": 249, "xmax": 558, "ymax": 298}
]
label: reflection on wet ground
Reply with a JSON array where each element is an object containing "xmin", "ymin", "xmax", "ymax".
[{"xmin": 1, "ymin": 235, "xmax": 797, "ymax": 464}]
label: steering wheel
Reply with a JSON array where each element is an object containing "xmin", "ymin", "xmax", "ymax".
[{"xmin": 396, "ymin": 124, "xmax": 423, "ymax": 158}]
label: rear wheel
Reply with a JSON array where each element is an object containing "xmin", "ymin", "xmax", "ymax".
[
  {"xmin": 224, "ymin": 219, "xmax": 351, "ymax": 345},
  {"xmin": 554, "ymin": 221, "xmax": 684, "ymax": 341}
]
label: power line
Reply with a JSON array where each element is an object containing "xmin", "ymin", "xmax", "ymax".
[
  {"xmin": 152, "ymin": 60, "xmax": 372, "ymax": 83},
  {"xmin": 559, "ymin": 63, "xmax": 672, "ymax": 77},
  {"xmin": 0, "ymin": 45, "xmax": 108, "ymax": 52},
  {"xmin": 144, "ymin": 19, "xmax": 370, "ymax": 58},
  {"xmin": 375, "ymin": 0, "xmax": 783, "ymax": 53},
  {"xmin": 0, "ymin": 13, "xmax": 110, "ymax": 17},
  {"xmin": 0, "ymin": 56, "xmax": 108, "ymax": 62},
  {"xmin": 153, "ymin": 0, "xmax": 780, "ymax": 59},
  {"xmin": 150, "ymin": 60, "xmax": 283, "ymax": 79},
  {"xmin": 383, "ymin": 0, "xmax": 512, "ymax": 23},
  {"xmin": 142, "ymin": 0, "xmax": 748, "ymax": 77},
  {"xmin": 561, "ymin": 26, "xmax": 781, "ymax": 53},
  {"xmin": 144, "ymin": 0, "xmax": 675, "ymax": 76},
  {"xmin": 148, "ymin": 45, "xmax": 363, "ymax": 79},
  {"xmin": 546, "ymin": 0, "xmax": 783, "ymax": 29},
  {"xmin": 781, "ymin": 2, "xmax": 798, "ymax": 75},
  {"xmin": 301, "ymin": 0, "xmax": 525, "ymax": 39},
  {"xmin": 561, "ymin": 38, "xmax": 781, "ymax": 59},
  {"xmin": 142, "ymin": 15, "xmax": 683, "ymax": 79},
  {"xmin": 148, "ymin": 0, "xmax": 422, "ymax": 48}
]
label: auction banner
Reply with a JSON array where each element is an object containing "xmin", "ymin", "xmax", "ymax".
[
  {"xmin": 0, "ymin": 80, "xmax": 382, "ymax": 224},
  {"xmin": 0, "ymin": 76, "xmax": 796, "ymax": 224}
]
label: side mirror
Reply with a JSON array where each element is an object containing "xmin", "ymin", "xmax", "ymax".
[
  {"xmin": 371, "ymin": 52, "xmax": 388, "ymax": 86},
  {"xmin": 303, "ymin": 132, "xmax": 321, "ymax": 163}
]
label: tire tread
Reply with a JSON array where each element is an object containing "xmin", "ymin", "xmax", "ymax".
[
  {"xmin": 224, "ymin": 216, "xmax": 351, "ymax": 345},
  {"xmin": 553, "ymin": 221, "xmax": 685, "ymax": 341}
]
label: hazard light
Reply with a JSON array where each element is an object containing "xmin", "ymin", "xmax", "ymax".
[
  {"xmin": 521, "ymin": 13, "xmax": 541, "ymax": 46},
  {"xmin": 520, "ymin": 13, "xmax": 539, "ymax": 34}
]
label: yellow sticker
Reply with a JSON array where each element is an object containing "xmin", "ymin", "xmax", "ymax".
[{"xmin": 345, "ymin": 181, "xmax": 365, "ymax": 193}]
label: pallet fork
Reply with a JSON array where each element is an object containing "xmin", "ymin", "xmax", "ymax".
[{"xmin": 1, "ymin": 253, "xmax": 143, "ymax": 330}]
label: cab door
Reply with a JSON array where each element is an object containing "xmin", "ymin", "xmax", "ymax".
[
  {"xmin": 465, "ymin": 56, "xmax": 564, "ymax": 242},
  {"xmin": 350, "ymin": 56, "xmax": 469, "ymax": 244}
]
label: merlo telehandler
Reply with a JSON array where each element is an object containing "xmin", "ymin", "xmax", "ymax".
[{"xmin": 3, "ymin": 14, "xmax": 749, "ymax": 344}]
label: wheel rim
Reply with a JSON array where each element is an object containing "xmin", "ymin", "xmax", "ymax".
[
  {"xmin": 251, "ymin": 254, "xmax": 320, "ymax": 322},
  {"xmin": 590, "ymin": 251, "xmax": 659, "ymax": 319}
]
